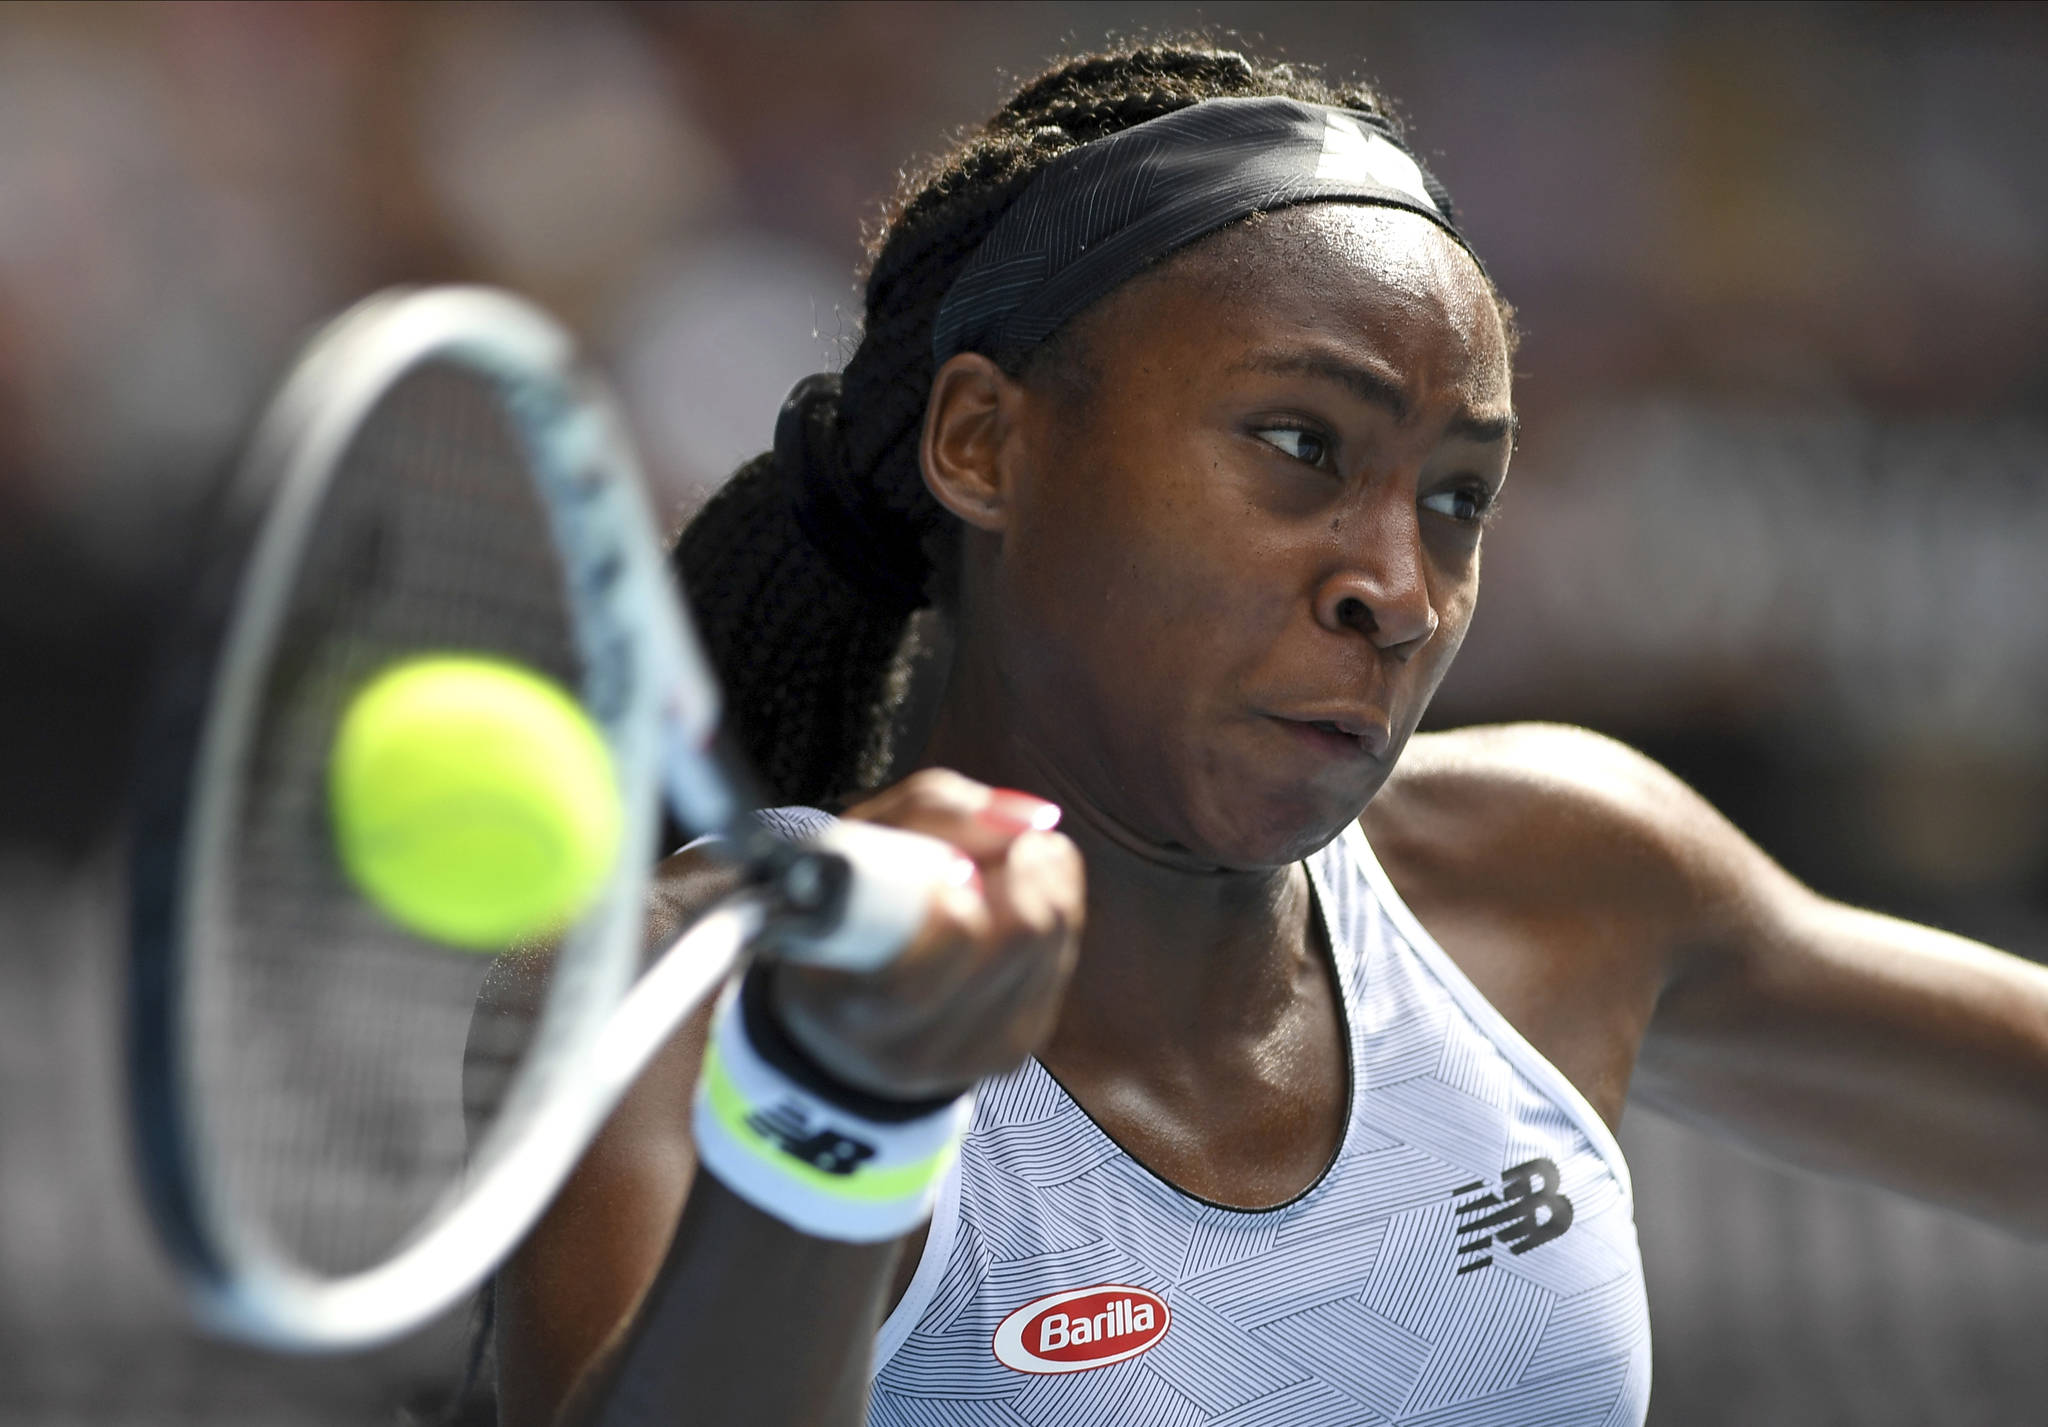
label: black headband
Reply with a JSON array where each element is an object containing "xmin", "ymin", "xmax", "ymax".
[{"xmin": 933, "ymin": 96, "xmax": 1480, "ymax": 368}]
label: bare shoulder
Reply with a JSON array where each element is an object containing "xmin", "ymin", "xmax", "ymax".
[
  {"xmin": 1375, "ymin": 722, "xmax": 1714, "ymax": 833},
  {"xmin": 1359, "ymin": 725, "xmax": 1796, "ymax": 1122},
  {"xmin": 1365, "ymin": 722, "xmax": 1780, "ymax": 920}
]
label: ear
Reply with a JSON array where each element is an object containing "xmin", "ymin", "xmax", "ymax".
[{"xmin": 920, "ymin": 353, "xmax": 1027, "ymax": 533}]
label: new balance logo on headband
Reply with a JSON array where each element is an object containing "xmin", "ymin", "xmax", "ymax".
[
  {"xmin": 1452, "ymin": 1157, "xmax": 1576, "ymax": 1274},
  {"xmin": 1314, "ymin": 112, "xmax": 1441, "ymax": 215}
]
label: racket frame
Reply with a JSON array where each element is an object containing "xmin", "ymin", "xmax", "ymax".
[{"xmin": 129, "ymin": 288, "xmax": 739, "ymax": 1348}]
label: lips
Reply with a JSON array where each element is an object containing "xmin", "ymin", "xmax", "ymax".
[{"xmin": 1268, "ymin": 710, "xmax": 1391, "ymax": 759}]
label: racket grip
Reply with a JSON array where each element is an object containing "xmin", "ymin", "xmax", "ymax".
[{"xmin": 775, "ymin": 821, "xmax": 965, "ymax": 973}]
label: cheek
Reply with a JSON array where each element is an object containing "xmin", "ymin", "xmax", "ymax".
[
  {"xmin": 1408, "ymin": 557, "xmax": 1481, "ymax": 711},
  {"xmin": 1003, "ymin": 444, "xmax": 1293, "ymax": 696}
]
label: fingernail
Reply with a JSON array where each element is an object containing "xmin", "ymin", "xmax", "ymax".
[{"xmin": 978, "ymin": 788, "xmax": 1063, "ymax": 835}]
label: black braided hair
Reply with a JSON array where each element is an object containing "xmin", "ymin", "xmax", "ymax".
[{"xmin": 671, "ymin": 39, "xmax": 1510, "ymax": 808}]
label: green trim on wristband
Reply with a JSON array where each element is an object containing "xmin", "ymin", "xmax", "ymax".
[{"xmin": 701, "ymin": 1041, "xmax": 958, "ymax": 1203}]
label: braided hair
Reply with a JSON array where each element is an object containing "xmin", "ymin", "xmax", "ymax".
[{"xmin": 671, "ymin": 40, "xmax": 1503, "ymax": 808}]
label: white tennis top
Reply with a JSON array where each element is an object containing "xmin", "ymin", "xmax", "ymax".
[{"xmin": 865, "ymin": 820, "xmax": 1652, "ymax": 1426}]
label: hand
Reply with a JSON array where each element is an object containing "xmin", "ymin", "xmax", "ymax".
[{"xmin": 771, "ymin": 769, "xmax": 1085, "ymax": 1102}]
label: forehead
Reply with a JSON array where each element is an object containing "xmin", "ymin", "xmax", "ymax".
[{"xmin": 1068, "ymin": 204, "xmax": 1510, "ymax": 410}]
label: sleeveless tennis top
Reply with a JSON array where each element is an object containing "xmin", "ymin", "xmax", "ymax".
[{"xmin": 864, "ymin": 819, "xmax": 1652, "ymax": 1427}]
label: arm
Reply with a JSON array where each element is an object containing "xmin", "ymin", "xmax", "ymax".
[
  {"xmin": 1373, "ymin": 722, "xmax": 2048, "ymax": 1237},
  {"xmin": 546, "ymin": 1175, "xmax": 906, "ymax": 1427},
  {"xmin": 492, "ymin": 851, "xmax": 880, "ymax": 1427},
  {"xmin": 483, "ymin": 772, "xmax": 1084, "ymax": 1427},
  {"xmin": 1635, "ymin": 829, "xmax": 2048, "ymax": 1237},
  {"xmin": 498, "ymin": 864, "xmax": 899, "ymax": 1427}
]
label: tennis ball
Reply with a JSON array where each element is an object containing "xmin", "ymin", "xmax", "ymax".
[{"xmin": 329, "ymin": 655, "xmax": 622, "ymax": 950}]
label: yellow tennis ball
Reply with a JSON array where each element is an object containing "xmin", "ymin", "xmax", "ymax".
[{"xmin": 329, "ymin": 655, "xmax": 622, "ymax": 950}]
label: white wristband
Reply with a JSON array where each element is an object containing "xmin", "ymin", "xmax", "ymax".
[{"xmin": 693, "ymin": 977, "xmax": 972, "ymax": 1243}]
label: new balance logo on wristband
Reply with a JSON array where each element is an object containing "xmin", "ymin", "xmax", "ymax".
[
  {"xmin": 1452, "ymin": 1156, "xmax": 1575, "ymax": 1274},
  {"xmin": 745, "ymin": 1100, "xmax": 878, "ymax": 1176},
  {"xmin": 696, "ymin": 979, "xmax": 970, "ymax": 1242}
]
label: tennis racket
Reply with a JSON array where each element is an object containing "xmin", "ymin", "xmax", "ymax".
[{"xmin": 128, "ymin": 286, "xmax": 955, "ymax": 1351}]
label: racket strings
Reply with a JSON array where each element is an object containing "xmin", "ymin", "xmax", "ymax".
[{"xmin": 194, "ymin": 362, "xmax": 587, "ymax": 1274}]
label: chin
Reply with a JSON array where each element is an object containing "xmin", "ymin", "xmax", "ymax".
[{"xmin": 1181, "ymin": 777, "xmax": 1375, "ymax": 871}]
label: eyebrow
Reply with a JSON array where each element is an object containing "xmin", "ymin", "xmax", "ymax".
[{"xmin": 1230, "ymin": 350, "xmax": 1518, "ymax": 445}]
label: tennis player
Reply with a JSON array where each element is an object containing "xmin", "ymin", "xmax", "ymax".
[{"xmin": 488, "ymin": 43, "xmax": 2048, "ymax": 1427}]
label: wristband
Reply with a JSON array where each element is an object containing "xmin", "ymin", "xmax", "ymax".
[{"xmin": 693, "ymin": 969, "xmax": 973, "ymax": 1242}]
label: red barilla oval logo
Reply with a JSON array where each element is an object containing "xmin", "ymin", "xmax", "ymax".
[{"xmin": 991, "ymin": 1283, "xmax": 1171, "ymax": 1374}]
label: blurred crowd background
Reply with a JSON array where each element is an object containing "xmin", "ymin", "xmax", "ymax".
[{"xmin": 3, "ymin": 3, "xmax": 2046, "ymax": 1424}]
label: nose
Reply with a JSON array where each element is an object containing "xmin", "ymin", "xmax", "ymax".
[{"xmin": 1312, "ymin": 526, "xmax": 1439, "ymax": 658}]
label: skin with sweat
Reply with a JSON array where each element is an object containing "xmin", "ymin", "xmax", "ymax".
[{"xmin": 486, "ymin": 203, "xmax": 2048, "ymax": 1427}]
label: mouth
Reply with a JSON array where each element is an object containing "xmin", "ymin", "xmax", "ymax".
[{"xmin": 1269, "ymin": 712, "xmax": 1392, "ymax": 761}]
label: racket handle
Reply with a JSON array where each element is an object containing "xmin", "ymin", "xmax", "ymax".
[{"xmin": 775, "ymin": 821, "xmax": 965, "ymax": 973}]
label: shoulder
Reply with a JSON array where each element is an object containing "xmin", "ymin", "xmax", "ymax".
[
  {"xmin": 1371, "ymin": 722, "xmax": 1706, "ymax": 852},
  {"xmin": 1363, "ymin": 723, "xmax": 1793, "ymax": 985},
  {"xmin": 1371, "ymin": 723, "xmax": 1759, "ymax": 867},
  {"xmin": 1384, "ymin": 721, "xmax": 1693, "ymax": 802},
  {"xmin": 1356, "ymin": 724, "xmax": 1808, "ymax": 1123}
]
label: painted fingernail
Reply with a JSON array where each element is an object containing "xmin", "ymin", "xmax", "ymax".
[{"xmin": 978, "ymin": 788, "xmax": 1063, "ymax": 835}]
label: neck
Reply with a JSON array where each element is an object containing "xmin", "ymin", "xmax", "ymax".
[{"xmin": 912, "ymin": 637, "xmax": 1322, "ymax": 1072}]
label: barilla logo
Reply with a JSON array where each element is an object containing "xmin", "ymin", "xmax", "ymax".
[{"xmin": 991, "ymin": 1284, "xmax": 1171, "ymax": 1374}]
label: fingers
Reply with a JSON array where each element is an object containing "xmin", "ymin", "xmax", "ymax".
[
  {"xmin": 769, "ymin": 770, "xmax": 1086, "ymax": 1102},
  {"xmin": 843, "ymin": 769, "xmax": 1065, "ymax": 868},
  {"xmin": 979, "ymin": 821, "xmax": 1085, "ymax": 952},
  {"xmin": 835, "ymin": 773, "xmax": 1080, "ymax": 1002}
]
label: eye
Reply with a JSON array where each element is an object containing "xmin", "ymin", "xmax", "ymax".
[
  {"xmin": 1252, "ymin": 425, "xmax": 1332, "ymax": 469},
  {"xmin": 1420, "ymin": 485, "xmax": 1495, "ymax": 524}
]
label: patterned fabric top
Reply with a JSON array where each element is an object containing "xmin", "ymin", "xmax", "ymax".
[{"xmin": 869, "ymin": 821, "xmax": 1651, "ymax": 1427}]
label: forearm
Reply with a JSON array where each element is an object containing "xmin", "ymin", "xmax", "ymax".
[
  {"xmin": 1639, "ymin": 901, "xmax": 2048, "ymax": 1236},
  {"xmin": 502, "ymin": 779, "xmax": 1078, "ymax": 1427},
  {"xmin": 561, "ymin": 1174, "xmax": 902, "ymax": 1427}
]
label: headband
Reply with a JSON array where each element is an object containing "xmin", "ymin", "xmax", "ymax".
[
  {"xmin": 933, "ymin": 96, "xmax": 1481, "ymax": 367},
  {"xmin": 775, "ymin": 96, "xmax": 1482, "ymax": 608}
]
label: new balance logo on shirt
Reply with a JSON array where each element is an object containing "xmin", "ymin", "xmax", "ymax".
[
  {"xmin": 868, "ymin": 822, "xmax": 1652, "ymax": 1427},
  {"xmin": 1452, "ymin": 1156, "xmax": 1575, "ymax": 1274}
]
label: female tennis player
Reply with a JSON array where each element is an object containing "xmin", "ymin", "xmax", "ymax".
[{"xmin": 486, "ymin": 43, "xmax": 2048, "ymax": 1427}]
